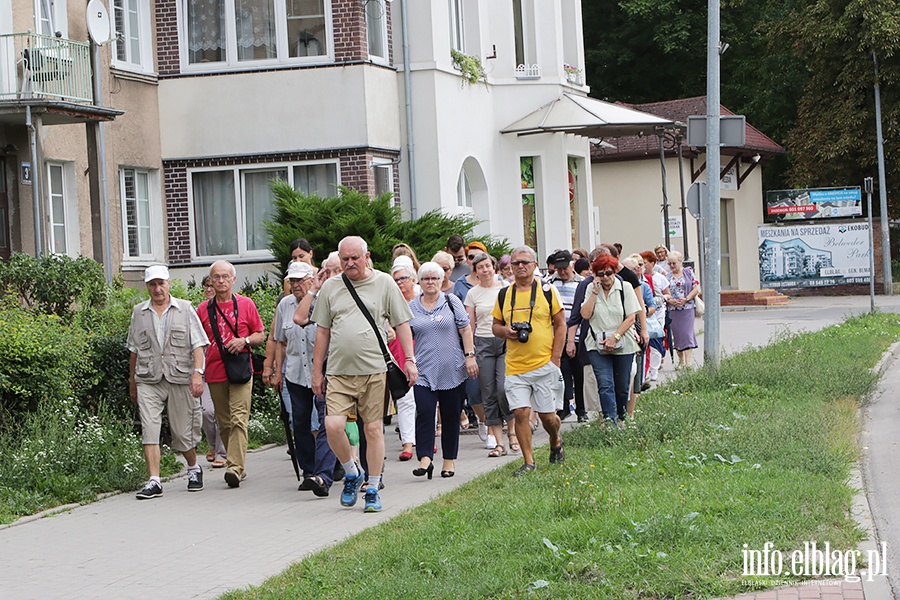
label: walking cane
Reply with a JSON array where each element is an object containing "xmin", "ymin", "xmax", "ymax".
[{"xmin": 278, "ymin": 392, "xmax": 301, "ymax": 481}]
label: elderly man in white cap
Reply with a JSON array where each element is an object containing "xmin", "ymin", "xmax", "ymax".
[
  {"xmin": 127, "ymin": 265, "xmax": 208, "ymax": 499},
  {"xmin": 273, "ymin": 261, "xmax": 337, "ymax": 496}
]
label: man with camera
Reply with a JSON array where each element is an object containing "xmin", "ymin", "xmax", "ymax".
[{"xmin": 491, "ymin": 246, "xmax": 567, "ymax": 476}]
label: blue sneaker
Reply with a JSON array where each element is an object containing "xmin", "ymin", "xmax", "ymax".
[
  {"xmin": 364, "ymin": 488, "xmax": 382, "ymax": 512},
  {"xmin": 340, "ymin": 470, "xmax": 365, "ymax": 507}
]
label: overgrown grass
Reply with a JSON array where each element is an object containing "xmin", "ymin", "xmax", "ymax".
[
  {"xmin": 223, "ymin": 312, "xmax": 900, "ymax": 599},
  {"xmin": 0, "ymin": 398, "xmax": 181, "ymax": 524}
]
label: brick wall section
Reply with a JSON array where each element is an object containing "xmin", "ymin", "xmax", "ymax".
[
  {"xmin": 333, "ymin": 0, "xmax": 368, "ymax": 63},
  {"xmin": 163, "ymin": 147, "xmax": 401, "ymax": 264},
  {"xmin": 156, "ymin": 0, "xmax": 180, "ymax": 76}
]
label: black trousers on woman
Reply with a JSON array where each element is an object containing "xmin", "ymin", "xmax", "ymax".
[{"xmin": 414, "ymin": 382, "xmax": 466, "ymax": 461}]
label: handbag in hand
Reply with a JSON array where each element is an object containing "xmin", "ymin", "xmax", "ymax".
[
  {"xmin": 208, "ymin": 297, "xmax": 253, "ymax": 384},
  {"xmin": 341, "ymin": 274, "xmax": 410, "ymax": 401}
]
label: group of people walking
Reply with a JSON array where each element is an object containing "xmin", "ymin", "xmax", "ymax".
[{"xmin": 125, "ymin": 234, "xmax": 699, "ymax": 513}]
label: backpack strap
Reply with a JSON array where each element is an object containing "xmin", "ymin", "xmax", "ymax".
[
  {"xmin": 498, "ymin": 282, "xmax": 555, "ymax": 325},
  {"xmin": 497, "ymin": 285, "xmax": 509, "ymax": 325}
]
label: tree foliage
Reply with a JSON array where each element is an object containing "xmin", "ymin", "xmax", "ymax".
[
  {"xmin": 582, "ymin": 0, "xmax": 900, "ymax": 215},
  {"xmin": 264, "ymin": 183, "xmax": 510, "ymax": 274}
]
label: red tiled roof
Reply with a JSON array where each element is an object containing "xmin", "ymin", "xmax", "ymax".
[{"xmin": 591, "ymin": 96, "xmax": 785, "ymax": 162}]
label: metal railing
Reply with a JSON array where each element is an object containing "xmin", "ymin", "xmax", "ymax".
[{"xmin": 0, "ymin": 32, "xmax": 93, "ymax": 104}]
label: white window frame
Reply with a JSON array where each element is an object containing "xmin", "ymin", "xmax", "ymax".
[
  {"xmin": 512, "ymin": 0, "xmax": 536, "ymax": 74},
  {"xmin": 448, "ymin": 0, "xmax": 464, "ymax": 53},
  {"xmin": 112, "ymin": 0, "xmax": 155, "ymax": 73},
  {"xmin": 46, "ymin": 161, "xmax": 79, "ymax": 257},
  {"xmin": 187, "ymin": 160, "xmax": 340, "ymax": 261},
  {"xmin": 364, "ymin": 0, "xmax": 388, "ymax": 63},
  {"xmin": 179, "ymin": 0, "xmax": 335, "ymax": 73},
  {"xmin": 456, "ymin": 166, "xmax": 472, "ymax": 209},
  {"xmin": 120, "ymin": 167, "xmax": 162, "ymax": 262},
  {"xmin": 372, "ymin": 158, "xmax": 393, "ymax": 201},
  {"xmin": 35, "ymin": 0, "xmax": 68, "ymax": 37}
]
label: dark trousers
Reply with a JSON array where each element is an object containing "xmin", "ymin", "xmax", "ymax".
[
  {"xmin": 414, "ymin": 382, "xmax": 466, "ymax": 461},
  {"xmin": 286, "ymin": 380, "xmax": 337, "ymax": 486},
  {"xmin": 559, "ymin": 345, "xmax": 588, "ymax": 418}
]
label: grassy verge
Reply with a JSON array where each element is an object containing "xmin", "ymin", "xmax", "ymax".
[
  {"xmin": 232, "ymin": 312, "xmax": 898, "ymax": 599},
  {"xmin": 0, "ymin": 399, "xmax": 181, "ymax": 525}
]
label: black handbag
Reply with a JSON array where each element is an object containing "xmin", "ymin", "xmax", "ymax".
[
  {"xmin": 208, "ymin": 297, "xmax": 253, "ymax": 384},
  {"xmin": 341, "ymin": 274, "xmax": 410, "ymax": 401}
]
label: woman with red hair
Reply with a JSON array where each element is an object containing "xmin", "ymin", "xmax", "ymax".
[{"xmin": 580, "ymin": 254, "xmax": 642, "ymax": 424}]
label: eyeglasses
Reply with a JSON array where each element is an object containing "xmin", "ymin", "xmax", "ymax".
[
  {"xmin": 597, "ymin": 269, "xmax": 615, "ymax": 277},
  {"xmin": 442, "ymin": 265, "xmax": 452, "ymax": 272},
  {"xmin": 453, "ymin": 255, "xmax": 465, "ymax": 264},
  {"xmin": 510, "ymin": 260, "xmax": 533, "ymax": 267},
  {"xmin": 210, "ymin": 274, "xmax": 233, "ymax": 282},
  {"xmin": 394, "ymin": 276, "xmax": 411, "ymax": 284},
  {"xmin": 420, "ymin": 276, "xmax": 441, "ymax": 282},
  {"xmin": 203, "ymin": 285, "xmax": 214, "ymax": 290},
  {"xmin": 467, "ymin": 254, "xmax": 478, "ymax": 261}
]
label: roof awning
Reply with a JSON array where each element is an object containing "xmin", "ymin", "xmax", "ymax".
[{"xmin": 501, "ymin": 93, "xmax": 678, "ymax": 138}]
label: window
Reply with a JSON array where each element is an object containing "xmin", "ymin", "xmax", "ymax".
[
  {"xmin": 457, "ymin": 168, "xmax": 471, "ymax": 208},
  {"xmin": 365, "ymin": 0, "xmax": 387, "ymax": 60},
  {"xmin": 190, "ymin": 161, "xmax": 338, "ymax": 259},
  {"xmin": 448, "ymin": 0, "xmax": 463, "ymax": 52},
  {"xmin": 520, "ymin": 156, "xmax": 537, "ymax": 250},
  {"xmin": 373, "ymin": 163, "xmax": 392, "ymax": 198},
  {"xmin": 184, "ymin": 0, "xmax": 332, "ymax": 68},
  {"xmin": 35, "ymin": 0, "xmax": 67, "ymax": 37},
  {"xmin": 121, "ymin": 168, "xmax": 159, "ymax": 260},
  {"xmin": 47, "ymin": 162, "xmax": 78, "ymax": 256},
  {"xmin": 113, "ymin": 0, "xmax": 153, "ymax": 71},
  {"xmin": 512, "ymin": 0, "xmax": 536, "ymax": 73}
]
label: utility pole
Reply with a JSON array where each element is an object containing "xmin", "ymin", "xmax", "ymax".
[
  {"xmin": 873, "ymin": 52, "xmax": 892, "ymax": 294},
  {"xmin": 703, "ymin": 0, "xmax": 722, "ymax": 370}
]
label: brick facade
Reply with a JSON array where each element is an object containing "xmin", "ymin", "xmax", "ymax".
[
  {"xmin": 156, "ymin": 0, "xmax": 392, "ymax": 77},
  {"xmin": 162, "ymin": 147, "xmax": 401, "ymax": 264}
]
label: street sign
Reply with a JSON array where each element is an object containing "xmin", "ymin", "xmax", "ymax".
[
  {"xmin": 687, "ymin": 115, "xmax": 746, "ymax": 147},
  {"xmin": 687, "ymin": 181, "xmax": 705, "ymax": 219}
]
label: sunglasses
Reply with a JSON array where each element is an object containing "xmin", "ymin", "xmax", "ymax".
[
  {"xmin": 597, "ymin": 269, "xmax": 615, "ymax": 277},
  {"xmin": 453, "ymin": 255, "xmax": 465, "ymax": 264},
  {"xmin": 510, "ymin": 260, "xmax": 533, "ymax": 267},
  {"xmin": 467, "ymin": 254, "xmax": 478, "ymax": 261}
]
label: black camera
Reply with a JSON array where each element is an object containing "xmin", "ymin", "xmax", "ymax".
[{"xmin": 511, "ymin": 322, "xmax": 532, "ymax": 343}]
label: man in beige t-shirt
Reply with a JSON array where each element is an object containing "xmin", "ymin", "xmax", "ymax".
[{"xmin": 311, "ymin": 236, "xmax": 416, "ymax": 513}]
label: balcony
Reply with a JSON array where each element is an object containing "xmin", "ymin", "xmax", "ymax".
[
  {"xmin": 0, "ymin": 32, "xmax": 93, "ymax": 103},
  {"xmin": 0, "ymin": 32, "xmax": 120, "ymax": 125}
]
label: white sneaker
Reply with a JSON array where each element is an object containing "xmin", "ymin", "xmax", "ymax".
[
  {"xmin": 485, "ymin": 434, "xmax": 497, "ymax": 450},
  {"xmin": 478, "ymin": 422, "xmax": 489, "ymax": 442}
]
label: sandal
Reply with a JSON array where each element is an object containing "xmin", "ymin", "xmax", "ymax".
[
  {"xmin": 211, "ymin": 458, "xmax": 227, "ymax": 469},
  {"xmin": 509, "ymin": 435, "xmax": 520, "ymax": 453},
  {"xmin": 460, "ymin": 413, "xmax": 470, "ymax": 430},
  {"xmin": 488, "ymin": 445, "xmax": 507, "ymax": 458}
]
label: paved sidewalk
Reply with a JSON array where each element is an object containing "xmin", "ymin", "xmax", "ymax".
[
  {"xmin": 728, "ymin": 581, "xmax": 865, "ymax": 600},
  {"xmin": 0, "ymin": 422, "xmax": 555, "ymax": 599}
]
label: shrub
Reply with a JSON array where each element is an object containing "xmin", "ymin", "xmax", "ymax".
[
  {"xmin": 0, "ymin": 299, "xmax": 96, "ymax": 421},
  {"xmin": 264, "ymin": 183, "xmax": 510, "ymax": 274},
  {"xmin": 0, "ymin": 253, "xmax": 106, "ymax": 320}
]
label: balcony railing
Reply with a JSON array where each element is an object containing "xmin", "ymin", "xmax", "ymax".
[{"xmin": 0, "ymin": 32, "xmax": 93, "ymax": 104}]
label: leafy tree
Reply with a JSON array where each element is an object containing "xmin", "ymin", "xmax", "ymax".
[{"xmin": 264, "ymin": 183, "xmax": 510, "ymax": 274}]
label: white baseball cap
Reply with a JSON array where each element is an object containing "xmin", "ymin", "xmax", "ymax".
[
  {"xmin": 144, "ymin": 265, "xmax": 170, "ymax": 282},
  {"xmin": 285, "ymin": 261, "xmax": 315, "ymax": 280}
]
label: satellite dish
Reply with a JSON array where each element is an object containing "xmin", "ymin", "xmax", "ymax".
[{"xmin": 86, "ymin": 0, "xmax": 113, "ymax": 45}]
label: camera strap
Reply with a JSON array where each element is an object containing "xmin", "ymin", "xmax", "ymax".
[{"xmin": 510, "ymin": 280, "xmax": 537, "ymax": 327}]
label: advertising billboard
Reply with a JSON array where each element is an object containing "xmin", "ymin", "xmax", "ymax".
[
  {"xmin": 764, "ymin": 187, "xmax": 862, "ymax": 223},
  {"xmin": 758, "ymin": 222, "xmax": 871, "ymax": 289}
]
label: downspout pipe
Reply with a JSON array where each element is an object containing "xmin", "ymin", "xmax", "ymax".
[
  {"xmin": 26, "ymin": 105, "xmax": 42, "ymax": 256},
  {"xmin": 400, "ymin": 0, "xmax": 417, "ymax": 218}
]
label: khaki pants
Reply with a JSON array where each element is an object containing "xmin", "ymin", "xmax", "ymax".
[{"xmin": 207, "ymin": 380, "xmax": 253, "ymax": 476}]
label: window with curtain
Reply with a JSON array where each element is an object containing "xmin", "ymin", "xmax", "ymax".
[
  {"xmin": 191, "ymin": 162, "xmax": 338, "ymax": 259},
  {"xmin": 184, "ymin": 0, "xmax": 333, "ymax": 68},
  {"xmin": 47, "ymin": 162, "xmax": 67, "ymax": 255},
  {"xmin": 122, "ymin": 168, "xmax": 154, "ymax": 258}
]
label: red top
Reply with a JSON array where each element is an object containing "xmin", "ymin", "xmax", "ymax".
[{"xmin": 197, "ymin": 294, "xmax": 265, "ymax": 384}]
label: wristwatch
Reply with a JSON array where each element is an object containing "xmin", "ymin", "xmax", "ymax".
[
  {"xmin": 464, "ymin": 351, "xmax": 475, "ymax": 357},
  {"xmin": 194, "ymin": 368, "xmax": 204, "ymax": 375},
  {"xmin": 405, "ymin": 356, "xmax": 417, "ymax": 364},
  {"xmin": 244, "ymin": 337, "xmax": 251, "ymax": 348},
  {"xmin": 613, "ymin": 332, "xmax": 622, "ymax": 341}
]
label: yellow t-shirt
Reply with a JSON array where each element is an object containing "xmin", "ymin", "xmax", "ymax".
[{"xmin": 491, "ymin": 281, "xmax": 562, "ymax": 376}]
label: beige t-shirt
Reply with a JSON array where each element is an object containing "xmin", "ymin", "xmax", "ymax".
[
  {"xmin": 464, "ymin": 282, "xmax": 507, "ymax": 338},
  {"xmin": 311, "ymin": 270, "xmax": 413, "ymax": 376}
]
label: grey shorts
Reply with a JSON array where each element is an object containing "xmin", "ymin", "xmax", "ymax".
[
  {"xmin": 137, "ymin": 380, "xmax": 202, "ymax": 452},
  {"xmin": 505, "ymin": 361, "xmax": 565, "ymax": 414}
]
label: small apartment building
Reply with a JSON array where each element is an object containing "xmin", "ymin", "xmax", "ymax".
[
  {"xmin": 591, "ymin": 97, "xmax": 785, "ymax": 291},
  {"xmin": 0, "ymin": 0, "xmax": 160, "ymax": 272}
]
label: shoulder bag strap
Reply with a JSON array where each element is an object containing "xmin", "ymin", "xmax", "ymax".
[
  {"xmin": 341, "ymin": 274, "xmax": 392, "ymax": 363},
  {"xmin": 442, "ymin": 292, "xmax": 465, "ymax": 351},
  {"xmin": 207, "ymin": 298, "xmax": 229, "ymax": 358}
]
